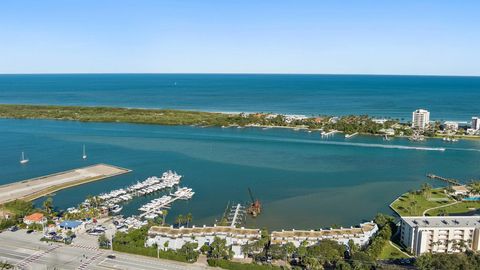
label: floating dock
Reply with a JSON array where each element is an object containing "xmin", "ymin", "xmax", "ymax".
[{"xmin": 0, "ymin": 164, "xmax": 131, "ymax": 204}]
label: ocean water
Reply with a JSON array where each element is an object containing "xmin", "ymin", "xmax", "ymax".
[
  {"xmin": 1, "ymin": 74, "xmax": 480, "ymax": 230},
  {"xmin": 1, "ymin": 74, "xmax": 480, "ymax": 120}
]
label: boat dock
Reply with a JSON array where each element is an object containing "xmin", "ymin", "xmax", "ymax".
[
  {"xmin": 345, "ymin": 132, "xmax": 358, "ymax": 139},
  {"xmin": 228, "ymin": 203, "xmax": 246, "ymax": 227},
  {"xmin": 321, "ymin": 130, "xmax": 339, "ymax": 138},
  {"xmin": 224, "ymin": 203, "xmax": 246, "ymax": 227},
  {"xmin": 138, "ymin": 187, "xmax": 195, "ymax": 219},
  {"xmin": 427, "ymin": 174, "xmax": 461, "ymax": 186},
  {"xmin": 0, "ymin": 164, "xmax": 131, "ymax": 204}
]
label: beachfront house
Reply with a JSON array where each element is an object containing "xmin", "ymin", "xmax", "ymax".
[
  {"xmin": 270, "ymin": 222, "xmax": 378, "ymax": 248},
  {"xmin": 146, "ymin": 225, "xmax": 262, "ymax": 259},
  {"xmin": 23, "ymin": 212, "xmax": 47, "ymax": 225}
]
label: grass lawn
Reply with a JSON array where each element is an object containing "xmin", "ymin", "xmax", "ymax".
[
  {"xmin": 390, "ymin": 188, "xmax": 454, "ymax": 216},
  {"xmin": 378, "ymin": 242, "xmax": 409, "ymax": 260},
  {"xmin": 427, "ymin": 201, "xmax": 480, "ymax": 216}
]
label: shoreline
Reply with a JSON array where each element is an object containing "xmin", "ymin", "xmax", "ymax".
[{"xmin": 1, "ymin": 104, "xmax": 480, "ymax": 141}]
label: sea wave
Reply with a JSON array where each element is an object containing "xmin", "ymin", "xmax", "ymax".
[{"xmin": 311, "ymin": 140, "xmax": 446, "ymax": 151}]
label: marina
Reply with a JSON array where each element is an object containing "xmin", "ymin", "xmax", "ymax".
[
  {"xmin": 138, "ymin": 187, "xmax": 195, "ymax": 219},
  {"xmin": 69, "ymin": 170, "xmax": 182, "ymax": 215},
  {"xmin": 2, "ymin": 117, "xmax": 480, "ymax": 229},
  {"xmin": 228, "ymin": 203, "xmax": 246, "ymax": 227}
]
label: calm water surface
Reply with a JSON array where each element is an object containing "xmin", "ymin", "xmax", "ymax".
[
  {"xmin": 1, "ymin": 119, "xmax": 480, "ymax": 230},
  {"xmin": 1, "ymin": 74, "xmax": 480, "ymax": 120}
]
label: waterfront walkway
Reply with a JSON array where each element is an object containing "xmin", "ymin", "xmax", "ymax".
[{"xmin": 0, "ymin": 164, "xmax": 131, "ymax": 204}]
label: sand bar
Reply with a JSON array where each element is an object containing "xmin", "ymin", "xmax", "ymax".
[{"xmin": 0, "ymin": 163, "xmax": 131, "ymax": 204}]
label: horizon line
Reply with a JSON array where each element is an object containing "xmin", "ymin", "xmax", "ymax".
[{"xmin": 0, "ymin": 72, "xmax": 479, "ymax": 78}]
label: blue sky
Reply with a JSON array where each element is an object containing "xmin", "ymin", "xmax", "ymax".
[{"xmin": 1, "ymin": 1, "xmax": 479, "ymax": 75}]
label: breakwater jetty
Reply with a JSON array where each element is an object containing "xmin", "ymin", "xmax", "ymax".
[{"xmin": 0, "ymin": 164, "xmax": 131, "ymax": 204}]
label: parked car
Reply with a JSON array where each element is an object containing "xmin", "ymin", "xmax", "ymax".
[
  {"xmin": 9, "ymin": 226, "xmax": 18, "ymax": 232},
  {"xmin": 26, "ymin": 229, "xmax": 34, "ymax": 234},
  {"xmin": 107, "ymin": 254, "xmax": 116, "ymax": 259}
]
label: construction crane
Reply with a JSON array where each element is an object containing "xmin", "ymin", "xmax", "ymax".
[{"xmin": 247, "ymin": 187, "xmax": 262, "ymax": 217}]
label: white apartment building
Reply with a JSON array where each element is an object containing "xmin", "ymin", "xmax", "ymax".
[
  {"xmin": 400, "ymin": 216, "xmax": 480, "ymax": 256},
  {"xmin": 443, "ymin": 121, "xmax": 459, "ymax": 131},
  {"xmin": 270, "ymin": 222, "xmax": 378, "ymax": 248},
  {"xmin": 412, "ymin": 109, "xmax": 430, "ymax": 129},
  {"xmin": 472, "ymin": 117, "xmax": 480, "ymax": 131},
  {"xmin": 146, "ymin": 225, "xmax": 261, "ymax": 259}
]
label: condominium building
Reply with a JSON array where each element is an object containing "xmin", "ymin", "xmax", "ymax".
[
  {"xmin": 443, "ymin": 121, "xmax": 459, "ymax": 131},
  {"xmin": 270, "ymin": 222, "xmax": 378, "ymax": 248},
  {"xmin": 146, "ymin": 225, "xmax": 261, "ymax": 259},
  {"xmin": 472, "ymin": 117, "xmax": 480, "ymax": 131},
  {"xmin": 400, "ymin": 216, "xmax": 480, "ymax": 256},
  {"xmin": 412, "ymin": 109, "xmax": 430, "ymax": 129}
]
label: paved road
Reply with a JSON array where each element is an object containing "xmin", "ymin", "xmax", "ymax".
[
  {"xmin": 0, "ymin": 164, "xmax": 130, "ymax": 204},
  {"xmin": 0, "ymin": 230, "xmax": 209, "ymax": 269}
]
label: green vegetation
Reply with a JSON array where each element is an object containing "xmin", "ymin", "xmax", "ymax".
[
  {"xmin": 174, "ymin": 213, "xmax": 193, "ymax": 227},
  {"xmin": 98, "ymin": 234, "xmax": 110, "ymax": 249},
  {"xmin": 0, "ymin": 104, "xmax": 406, "ymax": 136},
  {"xmin": 203, "ymin": 236, "xmax": 234, "ymax": 260},
  {"xmin": 0, "ymin": 261, "xmax": 13, "ymax": 269},
  {"xmin": 390, "ymin": 186, "xmax": 454, "ymax": 216},
  {"xmin": 112, "ymin": 226, "xmax": 199, "ymax": 263},
  {"xmin": 207, "ymin": 259, "xmax": 282, "ymax": 270},
  {"xmin": 378, "ymin": 242, "xmax": 408, "ymax": 260},
  {"xmin": 415, "ymin": 251, "xmax": 480, "ymax": 270},
  {"xmin": 0, "ymin": 200, "xmax": 34, "ymax": 230},
  {"xmin": 391, "ymin": 183, "xmax": 480, "ymax": 217},
  {"xmin": 427, "ymin": 200, "xmax": 480, "ymax": 216}
]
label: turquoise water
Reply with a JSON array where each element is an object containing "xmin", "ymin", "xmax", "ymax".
[
  {"xmin": 1, "ymin": 74, "xmax": 480, "ymax": 230},
  {"xmin": 1, "ymin": 118, "xmax": 480, "ymax": 230}
]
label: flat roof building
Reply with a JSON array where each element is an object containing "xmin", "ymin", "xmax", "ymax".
[
  {"xmin": 412, "ymin": 109, "xmax": 430, "ymax": 130},
  {"xmin": 270, "ymin": 222, "xmax": 378, "ymax": 248},
  {"xmin": 400, "ymin": 216, "xmax": 480, "ymax": 256},
  {"xmin": 146, "ymin": 225, "xmax": 261, "ymax": 259},
  {"xmin": 472, "ymin": 117, "xmax": 480, "ymax": 131}
]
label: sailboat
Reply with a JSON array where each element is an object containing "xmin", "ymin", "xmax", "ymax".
[
  {"xmin": 20, "ymin": 152, "xmax": 29, "ymax": 164},
  {"xmin": 82, "ymin": 145, "xmax": 87, "ymax": 160}
]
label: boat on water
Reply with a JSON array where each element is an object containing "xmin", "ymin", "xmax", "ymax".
[
  {"xmin": 110, "ymin": 205, "xmax": 123, "ymax": 214},
  {"xmin": 144, "ymin": 213, "xmax": 158, "ymax": 219},
  {"xmin": 82, "ymin": 144, "xmax": 87, "ymax": 159},
  {"xmin": 383, "ymin": 134, "xmax": 390, "ymax": 141},
  {"xmin": 20, "ymin": 151, "xmax": 29, "ymax": 164},
  {"xmin": 345, "ymin": 132, "xmax": 358, "ymax": 139}
]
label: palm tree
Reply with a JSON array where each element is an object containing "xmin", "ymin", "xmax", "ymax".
[
  {"xmin": 185, "ymin": 213, "xmax": 193, "ymax": 228},
  {"xmin": 43, "ymin": 197, "xmax": 53, "ymax": 214},
  {"xmin": 409, "ymin": 201, "xmax": 417, "ymax": 215},
  {"xmin": 176, "ymin": 214, "xmax": 184, "ymax": 227},
  {"xmin": 421, "ymin": 183, "xmax": 432, "ymax": 199},
  {"xmin": 162, "ymin": 210, "xmax": 168, "ymax": 225}
]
